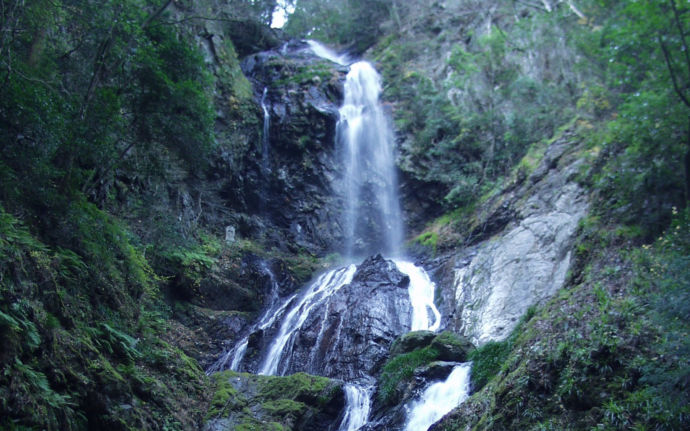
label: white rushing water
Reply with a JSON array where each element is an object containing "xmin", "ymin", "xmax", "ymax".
[
  {"xmin": 394, "ymin": 260, "xmax": 442, "ymax": 332},
  {"xmin": 260, "ymin": 87, "xmax": 271, "ymax": 174},
  {"xmin": 404, "ymin": 363, "xmax": 472, "ymax": 431},
  {"xmin": 307, "ymin": 40, "xmax": 351, "ymax": 66},
  {"xmin": 338, "ymin": 61, "xmax": 403, "ymax": 257},
  {"xmin": 338, "ymin": 384, "xmax": 373, "ymax": 431},
  {"xmin": 206, "ymin": 262, "xmax": 292, "ymax": 373},
  {"xmin": 258, "ymin": 265, "xmax": 356, "ymax": 375},
  {"xmin": 306, "ymin": 41, "xmax": 445, "ymax": 429}
]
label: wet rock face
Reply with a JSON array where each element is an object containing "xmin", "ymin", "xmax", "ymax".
[
  {"xmin": 288, "ymin": 255, "xmax": 412, "ymax": 380},
  {"xmin": 451, "ymin": 138, "xmax": 589, "ymax": 345},
  {"xmin": 238, "ymin": 40, "xmax": 349, "ymax": 254},
  {"xmin": 242, "ymin": 255, "xmax": 413, "ymax": 381}
]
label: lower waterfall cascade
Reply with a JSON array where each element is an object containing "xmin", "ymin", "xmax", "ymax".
[
  {"xmin": 404, "ymin": 363, "xmax": 472, "ymax": 431},
  {"xmin": 258, "ymin": 265, "xmax": 357, "ymax": 376},
  {"xmin": 339, "ymin": 384, "xmax": 373, "ymax": 431}
]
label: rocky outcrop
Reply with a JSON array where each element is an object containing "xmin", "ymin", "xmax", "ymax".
[
  {"xmin": 238, "ymin": 41, "xmax": 349, "ymax": 254},
  {"xmin": 240, "ymin": 255, "xmax": 413, "ymax": 381},
  {"xmin": 290, "ymin": 255, "xmax": 412, "ymax": 380},
  {"xmin": 204, "ymin": 371, "xmax": 344, "ymax": 431},
  {"xmin": 446, "ymin": 135, "xmax": 589, "ymax": 344}
]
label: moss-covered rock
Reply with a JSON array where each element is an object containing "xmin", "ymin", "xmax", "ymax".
[
  {"xmin": 205, "ymin": 371, "xmax": 344, "ymax": 431},
  {"xmin": 377, "ymin": 331, "xmax": 475, "ymax": 408},
  {"xmin": 430, "ymin": 331, "xmax": 474, "ymax": 362},
  {"xmin": 389, "ymin": 330, "xmax": 437, "ymax": 356}
]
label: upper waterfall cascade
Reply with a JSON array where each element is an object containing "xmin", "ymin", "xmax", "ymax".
[
  {"xmin": 260, "ymin": 86, "xmax": 271, "ymax": 175},
  {"xmin": 338, "ymin": 59, "xmax": 403, "ymax": 257}
]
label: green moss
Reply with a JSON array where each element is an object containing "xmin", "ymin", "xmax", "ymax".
[
  {"xmin": 468, "ymin": 341, "xmax": 512, "ymax": 391},
  {"xmin": 206, "ymin": 371, "xmax": 340, "ymax": 429},
  {"xmin": 378, "ymin": 345, "xmax": 440, "ymax": 406},
  {"xmin": 207, "ymin": 372, "xmax": 246, "ymax": 418},
  {"xmin": 430, "ymin": 331, "xmax": 474, "ymax": 361},
  {"xmin": 273, "ymin": 61, "xmax": 334, "ymax": 87},
  {"xmin": 256, "ymin": 372, "xmax": 331, "ymax": 403},
  {"xmin": 217, "ymin": 39, "xmax": 253, "ymax": 102},
  {"xmin": 413, "ymin": 231, "xmax": 439, "ymax": 254},
  {"xmin": 235, "ymin": 422, "xmax": 285, "ymax": 431},
  {"xmin": 262, "ymin": 399, "xmax": 307, "ymax": 416}
]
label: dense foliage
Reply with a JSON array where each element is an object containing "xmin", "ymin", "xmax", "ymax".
[
  {"xmin": 364, "ymin": 0, "xmax": 582, "ymax": 214},
  {"xmin": 0, "ymin": 0, "xmax": 263, "ymax": 429},
  {"xmin": 422, "ymin": 2, "xmax": 690, "ymax": 429},
  {"xmin": 283, "ymin": 0, "xmax": 396, "ymax": 53}
]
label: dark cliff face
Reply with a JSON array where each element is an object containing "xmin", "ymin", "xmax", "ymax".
[{"xmin": 234, "ymin": 40, "xmax": 348, "ymax": 255}]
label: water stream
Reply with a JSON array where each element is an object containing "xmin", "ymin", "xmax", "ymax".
[
  {"xmin": 260, "ymin": 87, "xmax": 271, "ymax": 175},
  {"xmin": 258, "ymin": 265, "xmax": 357, "ymax": 375},
  {"xmin": 339, "ymin": 384, "xmax": 373, "ymax": 431},
  {"xmin": 337, "ymin": 60, "xmax": 403, "ymax": 257},
  {"xmin": 394, "ymin": 260, "xmax": 442, "ymax": 332},
  {"xmin": 404, "ymin": 363, "xmax": 472, "ymax": 431}
]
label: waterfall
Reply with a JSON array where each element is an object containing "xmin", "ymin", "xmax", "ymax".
[
  {"xmin": 209, "ymin": 41, "xmax": 459, "ymax": 431},
  {"xmin": 338, "ymin": 61, "xmax": 403, "ymax": 257},
  {"xmin": 307, "ymin": 39, "xmax": 403, "ymax": 257},
  {"xmin": 307, "ymin": 40, "xmax": 350, "ymax": 66},
  {"xmin": 338, "ymin": 384, "xmax": 373, "ymax": 431},
  {"xmin": 404, "ymin": 363, "xmax": 472, "ymax": 431},
  {"xmin": 394, "ymin": 260, "xmax": 441, "ymax": 332},
  {"xmin": 206, "ymin": 262, "xmax": 290, "ymax": 373},
  {"xmin": 258, "ymin": 265, "xmax": 356, "ymax": 375},
  {"xmin": 261, "ymin": 87, "xmax": 271, "ymax": 175}
]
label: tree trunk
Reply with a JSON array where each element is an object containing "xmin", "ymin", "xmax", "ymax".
[{"xmin": 686, "ymin": 117, "xmax": 690, "ymax": 206}]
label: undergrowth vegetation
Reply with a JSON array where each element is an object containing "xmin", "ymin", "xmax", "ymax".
[
  {"xmin": 0, "ymin": 1, "xmax": 272, "ymax": 429},
  {"xmin": 0, "ymin": 205, "xmax": 209, "ymax": 430}
]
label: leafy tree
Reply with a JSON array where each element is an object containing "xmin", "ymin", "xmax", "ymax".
[
  {"xmin": 284, "ymin": 0, "xmax": 392, "ymax": 52},
  {"xmin": 582, "ymin": 0, "xmax": 690, "ymax": 233},
  {"xmin": 0, "ymin": 0, "xmax": 216, "ymax": 212}
]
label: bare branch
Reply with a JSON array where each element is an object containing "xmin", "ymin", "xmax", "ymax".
[
  {"xmin": 668, "ymin": 0, "xmax": 690, "ymax": 77},
  {"xmin": 142, "ymin": 0, "xmax": 174, "ymax": 29},
  {"xmin": 565, "ymin": 0, "xmax": 586, "ymax": 19},
  {"xmin": 659, "ymin": 34, "xmax": 690, "ymax": 108}
]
